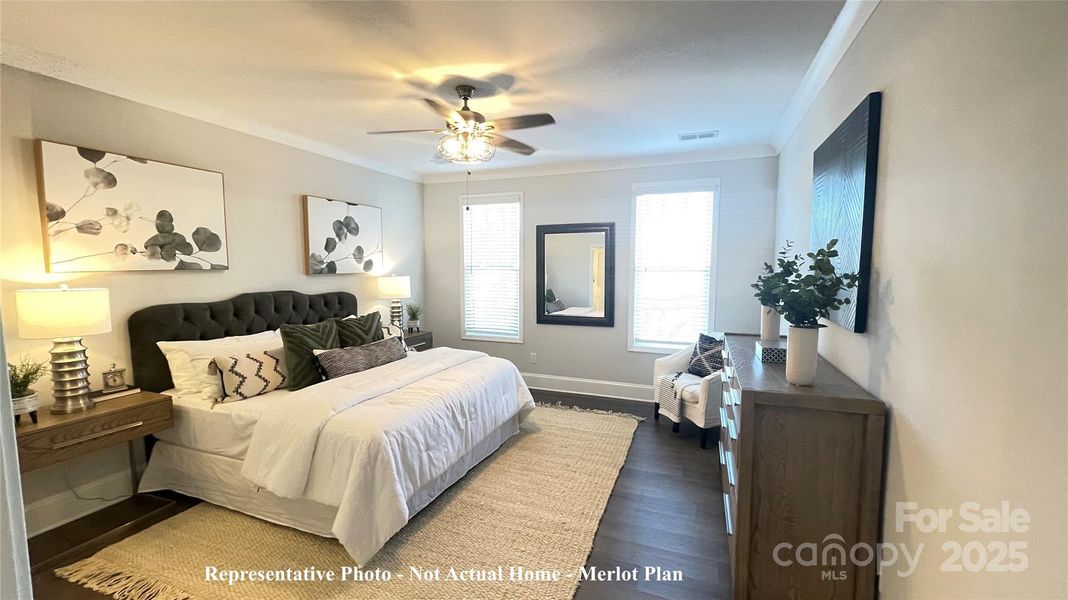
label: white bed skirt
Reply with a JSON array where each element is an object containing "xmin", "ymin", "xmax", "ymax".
[{"xmin": 139, "ymin": 412, "xmax": 524, "ymax": 539}]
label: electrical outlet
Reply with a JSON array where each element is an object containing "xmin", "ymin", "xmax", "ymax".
[{"xmin": 529, "ymin": 352, "xmax": 537, "ymax": 364}]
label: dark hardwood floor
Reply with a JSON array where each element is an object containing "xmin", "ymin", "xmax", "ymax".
[{"xmin": 30, "ymin": 391, "xmax": 730, "ymax": 600}]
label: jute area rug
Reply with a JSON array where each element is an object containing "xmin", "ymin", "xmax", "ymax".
[{"xmin": 57, "ymin": 405, "xmax": 639, "ymax": 600}]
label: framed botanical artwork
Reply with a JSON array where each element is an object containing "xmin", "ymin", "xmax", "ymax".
[
  {"xmin": 302, "ymin": 195, "xmax": 382, "ymax": 275},
  {"xmin": 35, "ymin": 140, "xmax": 228, "ymax": 272}
]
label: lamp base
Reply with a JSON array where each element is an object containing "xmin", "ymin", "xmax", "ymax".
[
  {"xmin": 390, "ymin": 299, "xmax": 404, "ymax": 328},
  {"xmin": 49, "ymin": 337, "xmax": 95, "ymax": 414}
]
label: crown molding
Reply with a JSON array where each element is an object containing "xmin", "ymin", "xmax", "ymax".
[
  {"xmin": 421, "ymin": 144, "xmax": 777, "ymax": 184},
  {"xmin": 770, "ymin": 0, "xmax": 880, "ymax": 152},
  {"xmin": 0, "ymin": 44, "xmax": 422, "ymax": 182}
]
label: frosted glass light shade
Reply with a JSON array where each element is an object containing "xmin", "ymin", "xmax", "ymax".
[
  {"xmin": 377, "ymin": 275, "xmax": 411, "ymax": 299},
  {"xmin": 15, "ymin": 287, "xmax": 112, "ymax": 339}
]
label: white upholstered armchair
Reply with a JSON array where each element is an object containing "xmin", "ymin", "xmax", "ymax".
[{"xmin": 652, "ymin": 342, "xmax": 723, "ymax": 449}]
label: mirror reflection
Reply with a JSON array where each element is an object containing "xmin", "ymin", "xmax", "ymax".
[{"xmin": 544, "ymin": 232, "xmax": 606, "ymax": 318}]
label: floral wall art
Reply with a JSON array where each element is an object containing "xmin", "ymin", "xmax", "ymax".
[
  {"xmin": 35, "ymin": 140, "xmax": 228, "ymax": 272},
  {"xmin": 303, "ymin": 195, "xmax": 382, "ymax": 275}
]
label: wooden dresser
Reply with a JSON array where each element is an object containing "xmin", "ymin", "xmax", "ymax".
[{"xmin": 719, "ymin": 334, "xmax": 887, "ymax": 600}]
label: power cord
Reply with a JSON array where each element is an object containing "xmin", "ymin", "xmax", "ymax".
[{"xmin": 64, "ymin": 462, "xmax": 131, "ymax": 502}]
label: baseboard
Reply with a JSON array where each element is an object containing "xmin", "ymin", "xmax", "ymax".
[
  {"xmin": 24, "ymin": 471, "xmax": 131, "ymax": 538},
  {"xmin": 520, "ymin": 372, "xmax": 654, "ymax": 403}
]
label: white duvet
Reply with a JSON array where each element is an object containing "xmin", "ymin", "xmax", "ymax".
[{"xmin": 239, "ymin": 347, "xmax": 534, "ymax": 565}]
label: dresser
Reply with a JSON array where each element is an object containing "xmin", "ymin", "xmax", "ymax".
[
  {"xmin": 719, "ymin": 334, "xmax": 887, "ymax": 600},
  {"xmin": 405, "ymin": 330, "xmax": 433, "ymax": 352}
]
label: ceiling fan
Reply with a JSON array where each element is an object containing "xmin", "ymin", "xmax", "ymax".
[{"xmin": 368, "ymin": 85, "xmax": 555, "ymax": 164}]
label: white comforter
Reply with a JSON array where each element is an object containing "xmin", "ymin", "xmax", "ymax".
[{"xmin": 240, "ymin": 347, "xmax": 534, "ymax": 565}]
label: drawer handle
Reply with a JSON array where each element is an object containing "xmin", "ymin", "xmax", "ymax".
[
  {"xmin": 725, "ymin": 450, "xmax": 737, "ymax": 487},
  {"xmin": 723, "ymin": 493, "xmax": 734, "ymax": 535},
  {"xmin": 51, "ymin": 420, "xmax": 144, "ymax": 450}
]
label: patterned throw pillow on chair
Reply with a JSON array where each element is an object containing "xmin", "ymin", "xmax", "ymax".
[
  {"xmin": 212, "ymin": 348, "xmax": 287, "ymax": 402},
  {"xmin": 688, "ymin": 333, "xmax": 724, "ymax": 377}
]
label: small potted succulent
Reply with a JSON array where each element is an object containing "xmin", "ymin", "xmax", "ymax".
[
  {"xmin": 405, "ymin": 304, "xmax": 423, "ymax": 333},
  {"xmin": 751, "ymin": 241, "xmax": 801, "ymax": 341},
  {"xmin": 775, "ymin": 239, "xmax": 859, "ymax": 385},
  {"xmin": 9, "ymin": 355, "xmax": 48, "ymax": 424}
]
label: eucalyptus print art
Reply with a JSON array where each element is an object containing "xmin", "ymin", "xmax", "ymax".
[
  {"xmin": 35, "ymin": 140, "xmax": 228, "ymax": 273},
  {"xmin": 303, "ymin": 195, "xmax": 383, "ymax": 275}
]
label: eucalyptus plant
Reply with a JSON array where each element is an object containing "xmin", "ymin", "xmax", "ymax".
[
  {"xmin": 751, "ymin": 240, "xmax": 801, "ymax": 308},
  {"xmin": 8, "ymin": 355, "xmax": 47, "ymax": 398},
  {"xmin": 776, "ymin": 239, "xmax": 860, "ymax": 328}
]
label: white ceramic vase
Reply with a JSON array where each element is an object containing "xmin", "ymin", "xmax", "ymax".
[
  {"xmin": 12, "ymin": 391, "xmax": 38, "ymax": 416},
  {"xmin": 786, "ymin": 326, "xmax": 820, "ymax": 385},
  {"xmin": 759, "ymin": 305, "xmax": 780, "ymax": 341}
]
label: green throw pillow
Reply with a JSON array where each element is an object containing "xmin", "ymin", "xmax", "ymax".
[
  {"xmin": 279, "ymin": 320, "xmax": 340, "ymax": 390},
  {"xmin": 334, "ymin": 313, "xmax": 384, "ymax": 348}
]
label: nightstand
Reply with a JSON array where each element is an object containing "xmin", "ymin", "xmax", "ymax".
[
  {"xmin": 15, "ymin": 391, "xmax": 173, "ymax": 484},
  {"xmin": 405, "ymin": 330, "xmax": 433, "ymax": 352}
]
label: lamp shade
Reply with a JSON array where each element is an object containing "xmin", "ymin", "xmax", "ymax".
[
  {"xmin": 15, "ymin": 287, "xmax": 112, "ymax": 339},
  {"xmin": 377, "ymin": 275, "xmax": 411, "ymax": 299}
]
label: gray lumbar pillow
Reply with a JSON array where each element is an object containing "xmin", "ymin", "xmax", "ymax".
[{"xmin": 313, "ymin": 336, "xmax": 407, "ymax": 379}]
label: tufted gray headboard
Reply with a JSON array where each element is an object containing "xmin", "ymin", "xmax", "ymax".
[{"xmin": 128, "ymin": 290, "xmax": 357, "ymax": 392}]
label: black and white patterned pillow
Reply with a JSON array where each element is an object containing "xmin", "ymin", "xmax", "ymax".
[
  {"xmin": 313, "ymin": 336, "xmax": 407, "ymax": 379},
  {"xmin": 688, "ymin": 333, "xmax": 724, "ymax": 377},
  {"xmin": 212, "ymin": 348, "xmax": 287, "ymax": 402}
]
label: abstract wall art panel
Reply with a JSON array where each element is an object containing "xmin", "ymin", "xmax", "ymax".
[
  {"xmin": 35, "ymin": 140, "xmax": 228, "ymax": 273},
  {"xmin": 811, "ymin": 92, "xmax": 882, "ymax": 333},
  {"xmin": 302, "ymin": 195, "xmax": 382, "ymax": 275}
]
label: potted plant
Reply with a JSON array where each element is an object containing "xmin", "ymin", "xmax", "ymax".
[
  {"xmin": 9, "ymin": 355, "xmax": 47, "ymax": 424},
  {"xmin": 405, "ymin": 303, "xmax": 423, "ymax": 333},
  {"xmin": 775, "ymin": 239, "xmax": 859, "ymax": 385},
  {"xmin": 751, "ymin": 241, "xmax": 801, "ymax": 341}
]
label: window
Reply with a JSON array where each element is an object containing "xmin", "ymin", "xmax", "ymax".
[
  {"xmin": 462, "ymin": 192, "xmax": 523, "ymax": 342},
  {"xmin": 630, "ymin": 181, "xmax": 718, "ymax": 351}
]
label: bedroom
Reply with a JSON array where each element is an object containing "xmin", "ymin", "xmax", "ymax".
[{"xmin": 0, "ymin": 1, "xmax": 1065, "ymax": 599}]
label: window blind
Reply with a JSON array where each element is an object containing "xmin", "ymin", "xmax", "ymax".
[
  {"xmin": 632, "ymin": 189, "xmax": 715, "ymax": 349},
  {"xmin": 462, "ymin": 194, "xmax": 522, "ymax": 341}
]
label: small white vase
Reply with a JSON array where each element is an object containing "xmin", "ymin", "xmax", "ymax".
[
  {"xmin": 786, "ymin": 326, "xmax": 820, "ymax": 385},
  {"xmin": 760, "ymin": 305, "xmax": 780, "ymax": 341}
]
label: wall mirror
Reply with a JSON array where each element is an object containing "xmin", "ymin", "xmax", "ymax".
[{"xmin": 536, "ymin": 222, "xmax": 615, "ymax": 327}]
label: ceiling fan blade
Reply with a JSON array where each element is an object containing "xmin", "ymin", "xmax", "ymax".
[
  {"xmin": 489, "ymin": 134, "xmax": 536, "ymax": 156},
  {"xmin": 423, "ymin": 98, "xmax": 462, "ymax": 123},
  {"xmin": 367, "ymin": 129, "xmax": 445, "ymax": 135},
  {"xmin": 488, "ymin": 113, "xmax": 555, "ymax": 131}
]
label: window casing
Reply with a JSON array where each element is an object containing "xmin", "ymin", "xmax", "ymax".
[
  {"xmin": 629, "ymin": 180, "xmax": 719, "ymax": 352},
  {"xmin": 461, "ymin": 192, "xmax": 523, "ymax": 343}
]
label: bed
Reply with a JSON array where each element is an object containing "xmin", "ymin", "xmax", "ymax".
[{"xmin": 130, "ymin": 290, "xmax": 534, "ymax": 565}]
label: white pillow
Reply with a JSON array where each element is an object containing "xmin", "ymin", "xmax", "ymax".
[{"xmin": 157, "ymin": 330, "xmax": 281, "ymax": 401}]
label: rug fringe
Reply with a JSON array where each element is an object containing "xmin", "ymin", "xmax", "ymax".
[
  {"xmin": 536, "ymin": 401, "xmax": 646, "ymax": 421},
  {"xmin": 55, "ymin": 557, "xmax": 194, "ymax": 600}
]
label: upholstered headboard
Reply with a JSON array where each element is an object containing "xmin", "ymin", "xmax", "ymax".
[{"xmin": 128, "ymin": 290, "xmax": 357, "ymax": 392}]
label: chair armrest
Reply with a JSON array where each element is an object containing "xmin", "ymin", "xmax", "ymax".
[
  {"xmin": 653, "ymin": 345, "xmax": 695, "ymax": 384},
  {"xmin": 699, "ymin": 370, "xmax": 723, "ymax": 404}
]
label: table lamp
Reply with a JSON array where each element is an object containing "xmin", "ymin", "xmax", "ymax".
[
  {"xmin": 377, "ymin": 275, "xmax": 411, "ymax": 328},
  {"xmin": 15, "ymin": 285, "xmax": 112, "ymax": 414}
]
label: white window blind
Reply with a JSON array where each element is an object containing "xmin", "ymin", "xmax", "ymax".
[
  {"xmin": 631, "ymin": 185, "xmax": 716, "ymax": 350},
  {"xmin": 462, "ymin": 193, "xmax": 522, "ymax": 342}
]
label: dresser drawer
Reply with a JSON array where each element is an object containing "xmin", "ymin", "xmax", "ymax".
[{"xmin": 17, "ymin": 399, "xmax": 172, "ymax": 472}]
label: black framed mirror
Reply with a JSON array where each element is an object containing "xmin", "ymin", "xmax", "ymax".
[{"xmin": 536, "ymin": 222, "xmax": 615, "ymax": 327}]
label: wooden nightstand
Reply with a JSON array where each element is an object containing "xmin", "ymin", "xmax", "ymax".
[
  {"xmin": 405, "ymin": 330, "xmax": 433, "ymax": 352},
  {"xmin": 15, "ymin": 391, "xmax": 173, "ymax": 479}
]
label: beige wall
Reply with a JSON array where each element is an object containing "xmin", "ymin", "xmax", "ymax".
[
  {"xmin": 775, "ymin": 2, "xmax": 1067, "ymax": 597},
  {"xmin": 423, "ymin": 157, "xmax": 778, "ymax": 392},
  {"xmin": 0, "ymin": 66, "xmax": 424, "ymax": 534}
]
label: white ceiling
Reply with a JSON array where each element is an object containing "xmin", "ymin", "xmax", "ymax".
[{"xmin": 0, "ymin": 1, "xmax": 843, "ymax": 181}]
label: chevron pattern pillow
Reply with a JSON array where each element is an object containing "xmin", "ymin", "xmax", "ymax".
[
  {"xmin": 313, "ymin": 336, "xmax": 407, "ymax": 379},
  {"xmin": 279, "ymin": 320, "xmax": 340, "ymax": 390},
  {"xmin": 688, "ymin": 333, "xmax": 724, "ymax": 377},
  {"xmin": 335, "ymin": 313, "xmax": 384, "ymax": 347},
  {"xmin": 212, "ymin": 348, "xmax": 287, "ymax": 402}
]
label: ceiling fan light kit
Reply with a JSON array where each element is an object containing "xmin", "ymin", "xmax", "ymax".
[{"xmin": 369, "ymin": 85, "xmax": 555, "ymax": 166}]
